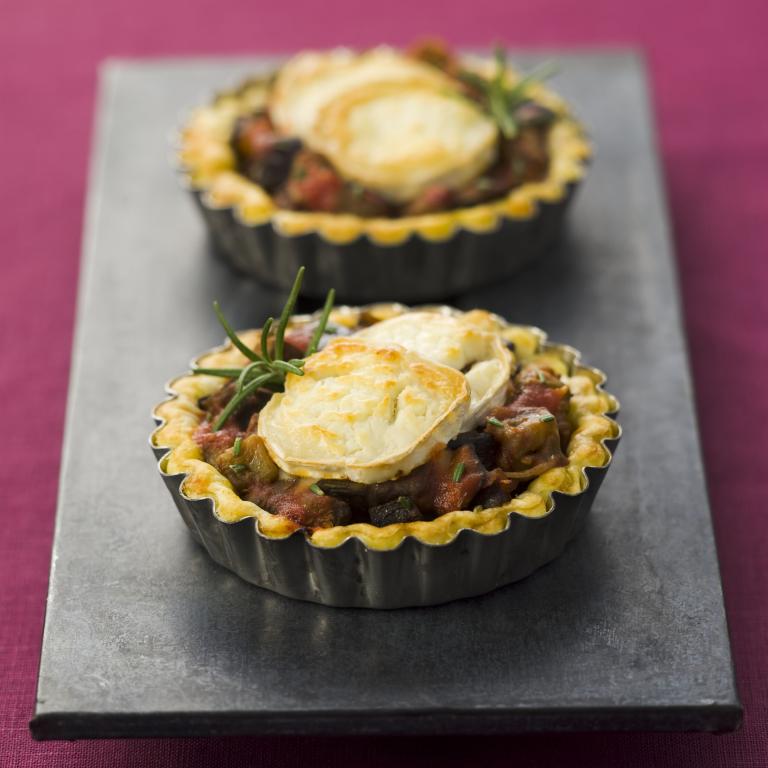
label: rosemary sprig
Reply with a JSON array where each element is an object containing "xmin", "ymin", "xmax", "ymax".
[
  {"xmin": 462, "ymin": 46, "xmax": 558, "ymax": 140},
  {"xmin": 193, "ymin": 267, "xmax": 335, "ymax": 431},
  {"xmin": 211, "ymin": 371, "xmax": 280, "ymax": 429}
]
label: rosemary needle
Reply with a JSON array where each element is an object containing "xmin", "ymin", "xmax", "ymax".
[
  {"xmin": 274, "ymin": 266, "xmax": 305, "ymax": 363},
  {"xmin": 460, "ymin": 46, "xmax": 558, "ymax": 140},
  {"xmin": 307, "ymin": 288, "xmax": 336, "ymax": 357},
  {"xmin": 212, "ymin": 372, "xmax": 278, "ymax": 430},
  {"xmin": 193, "ymin": 267, "xmax": 335, "ymax": 431}
]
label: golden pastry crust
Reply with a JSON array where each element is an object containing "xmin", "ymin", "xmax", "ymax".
[
  {"xmin": 178, "ymin": 51, "xmax": 590, "ymax": 246},
  {"xmin": 257, "ymin": 337, "xmax": 470, "ymax": 483},
  {"xmin": 152, "ymin": 306, "xmax": 620, "ymax": 550}
]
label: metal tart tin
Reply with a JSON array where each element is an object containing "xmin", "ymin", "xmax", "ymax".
[
  {"xmin": 153, "ymin": 438, "xmax": 617, "ymax": 609},
  {"xmin": 178, "ymin": 53, "xmax": 590, "ymax": 302},
  {"xmin": 151, "ymin": 323, "xmax": 620, "ymax": 609},
  {"xmin": 189, "ymin": 184, "xmax": 579, "ymax": 303}
]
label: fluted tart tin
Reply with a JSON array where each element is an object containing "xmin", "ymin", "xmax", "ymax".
[
  {"xmin": 151, "ymin": 306, "xmax": 620, "ymax": 609},
  {"xmin": 177, "ymin": 50, "xmax": 591, "ymax": 302}
]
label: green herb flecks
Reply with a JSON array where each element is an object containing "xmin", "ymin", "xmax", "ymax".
[
  {"xmin": 452, "ymin": 462, "xmax": 466, "ymax": 483},
  {"xmin": 193, "ymin": 267, "xmax": 335, "ymax": 431},
  {"xmin": 540, "ymin": 414, "xmax": 555, "ymax": 423},
  {"xmin": 232, "ymin": 436, "xmax": 243, "ymax": 456},
  {"xmin": 193, "ymin": 367, "xmax": 248, "ymax": 378},
  {"xmin": 487, "ymin": 416, "xmax": 505, "ymax": 428},
  {"xmin": 309, "ymin": 483, "xmax": 324, "ymax": 496},
  {"xmin": 229, "ymin": 463, "xmax": 248, "ymax": 474}
]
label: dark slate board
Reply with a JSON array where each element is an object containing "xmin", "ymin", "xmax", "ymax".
[{"xmin": 31, "ymin": 53, "xmax": 741, "ymax": 739}]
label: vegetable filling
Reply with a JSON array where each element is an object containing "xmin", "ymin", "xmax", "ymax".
[
  {"xmin": 195, "ymin": 323, "xmax": 571, "ymax": 531},
  {"xmin": 230, "ymin": 41, "xmax": 556, "ymax": 217}
]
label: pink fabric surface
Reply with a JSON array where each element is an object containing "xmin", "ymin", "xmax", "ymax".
[{"xmin": 1, "ymin": 0, "xmax": 766, "ymax": 764}]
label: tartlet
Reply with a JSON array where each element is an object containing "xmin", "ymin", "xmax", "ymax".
[
  {"xmin": 151, "ymin": 285, "xmax": 619, "ymax": 608},
  {"xmin": 178, "ymin": 42, "xmax": 590, "ymax": 301}
]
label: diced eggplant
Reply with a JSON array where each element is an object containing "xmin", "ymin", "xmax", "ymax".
[
  {"xmin": 213, "ymin": 434, "xmax": 279, "ymax": 492},
  {"xmin": 317, "ymin": 479, "xmax": 368, "ymax": 498},
  {"xmin": 472, "ymin": 484, "xmax": 514, "ymax": 510},
  {"xmin": 369, "ymin": 497, "xmax": 422, "ymax": 527},
  {"xmin": 513, "ymin": 100, "xmax": 556, "ymax": 127},
  {"xmin": 257, "ymin": 138, "xmax": 302, "ymax": 191},
  {"xmin": 447, "ymin": 430, "xmax": 497, "ymax": 468},
  {"xmin": 486, "ymin": 406, "xmax": 567, "ymax": 478}
]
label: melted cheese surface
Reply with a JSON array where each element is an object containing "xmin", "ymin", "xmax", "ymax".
[
  {"xmin": 270, "ymin": 47, "xmax": 449, "ymax": 139},
  {"xmin": 269, "ymin": 47, "xmax": 498, "ymax": 202},
  {"xmin": 314, "ymin": 84, "xmax": 498, "ymax": 202},
  {"xmin": 258, "ymin": 338, "xmax": 470, "ymax": 483},
  {"xmin": 355, "ymin": 311, "xmax": 512, "ymax": 427}
]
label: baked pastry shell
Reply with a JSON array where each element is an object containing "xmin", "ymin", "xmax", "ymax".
[
  {"xmin": 178, "ymin": 56, "xmax": 591, "ymax": 302},
  {"xmin": 150, "ymin": 306, "xmax": 620, "ymax": 608}
]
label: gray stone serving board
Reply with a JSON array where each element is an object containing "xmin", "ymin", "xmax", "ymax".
[{"xmin": 31, "ymin": 52, "xmax": 740, "ymax": 739}]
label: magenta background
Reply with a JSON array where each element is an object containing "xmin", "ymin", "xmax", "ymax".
[{"xmin": 2, "ymin": 0, "xmax": 767, "ymax": 765}]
